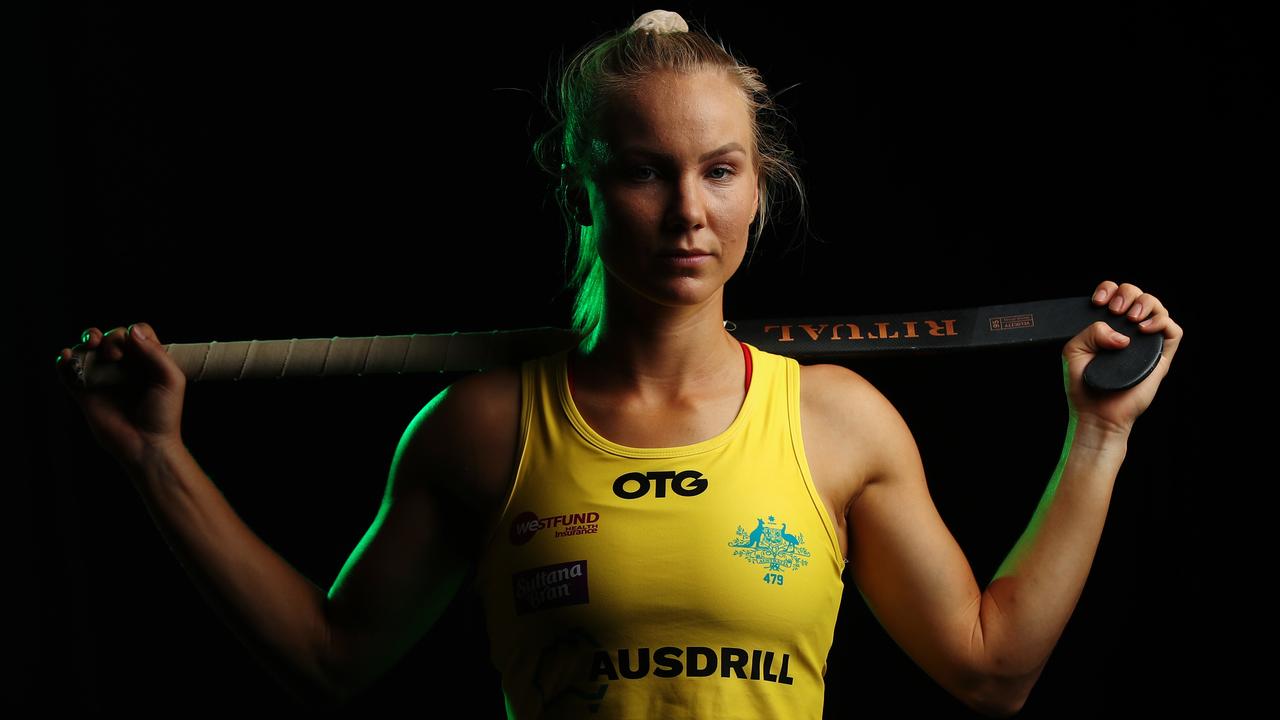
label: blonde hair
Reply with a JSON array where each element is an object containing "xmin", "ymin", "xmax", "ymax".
[{"xmin": 532, "ymin": 10, "xmax": 811, "ymax": 340}]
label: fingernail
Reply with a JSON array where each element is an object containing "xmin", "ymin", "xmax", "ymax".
[
  {"xmin": 81, "ymin": 330, "xmax": 90, "ymax": 343},
  {"xmin": 130, "ymin": 325, "xmax": 146, "ymax": 342},
  {"xmin": 1094, "ymin": 289, "xmax": 1106, "ymax": 302},
  {"xmin": 1113, "ymin": 332, "xmax": 1128, "ymax": 342}
]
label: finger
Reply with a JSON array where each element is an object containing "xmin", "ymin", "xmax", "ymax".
[
  {"xmin": 1092, "ymin": 280, "xmax": 1120, "ymax": 305},
  {"xmin": 56, "ymin": 346, "xmax": 86, "ymax": 391},
  {"xmin": 127, "ymin": 322, "xmax": 158, "ymax": 345},
  {"xmin": 1164, "ymin": 319, "xmax": 1183, "ymax": 359},
  {"xmin": 63, "ymin": 329, "xmax": 99, "ymax": 382},
  {"xmin": 55, "ymin": 347, "xmax": 74, "ymax": 379},
  {"xmin": 1096, "ymin": 320, "xmax": 1130, "ymax": 346},
  {"xmin": 80, "ymin": 327, "xmax": 102, "ymax": 348},
  {"xmin": 1107, "ymin": 282, "xmax": 1143, "ymax": 314},
  {"xmin": 100, "ymin": 327, "xmax": 128, "ymax": 362},
  {"xmin": 1137, "ymin": 310, "xmax": 1168, "ymax": 331},
  {"xmin": 1125, "ymin": 293, "xmax": 1164, "ymax": 322}
]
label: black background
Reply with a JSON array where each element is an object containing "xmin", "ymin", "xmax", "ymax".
[{"xmin": 15, "ymin": 2, "xmax": 1259, "ymax": 716}]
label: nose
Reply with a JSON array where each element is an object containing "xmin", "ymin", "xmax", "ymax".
[{"xmin": 665, "ymin": 173, "xmax": 708, "ymax": 231}]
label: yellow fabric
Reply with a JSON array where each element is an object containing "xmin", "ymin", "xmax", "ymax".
[{"xmin": 475, "ymin": 342, "xmax": 847, "ymax": 719}]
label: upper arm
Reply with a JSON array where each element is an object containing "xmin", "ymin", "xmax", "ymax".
[
  {"xmin": 320, "ymin": 368, "xmax": 518, "ymax": 702},
  {"xmin": 835, "ymin": 368, "xmax": 991, "ymax": 707}
]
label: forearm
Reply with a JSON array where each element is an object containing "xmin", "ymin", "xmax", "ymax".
[
  {"xmin": 123, "ymin": 441, "xmax": 339, "ymax": 707},
  {"xmin": 975, "ymin": 414, "xmax": 1129, "ymax": 709}
]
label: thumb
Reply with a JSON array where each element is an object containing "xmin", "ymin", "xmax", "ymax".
[
  {"xmin": 1090, "ymin": 320, "xmax": 1130, "ymax": 350},
  {"xmin": 126, "ymin": 323, "xmax": 184, "ymax": 388},
  {"xmin": 1064, "ymin": 321, "xmax": 1130, "ymax": 359}
]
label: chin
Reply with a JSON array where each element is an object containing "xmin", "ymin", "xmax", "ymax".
[
  {"xmin": 603, "ymin": 257, "xmax": 728, "ymax": 308},
  {"xmin": 646, "ymin": 279, "xmax": 727, "ymax": 309}
]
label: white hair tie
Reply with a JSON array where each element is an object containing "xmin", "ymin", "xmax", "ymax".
[{"xmin": 630, "ymin": 9, "xmax": 689, "ymax": 34}]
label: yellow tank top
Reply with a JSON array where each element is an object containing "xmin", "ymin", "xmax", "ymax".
[{"xmin": 475, "ymin": 341, "xmax": 847, "ymax": 719}]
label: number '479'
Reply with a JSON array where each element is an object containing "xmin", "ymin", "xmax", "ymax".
[{"xmin": 763, "ymin": 572, "xmax": 784, "ymax": 585}]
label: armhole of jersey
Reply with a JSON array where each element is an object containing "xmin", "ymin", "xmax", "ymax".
[
  {"xmin": 477, "ymin": 357, "xmax": 536, "ymax": 557},
  {"xmin": 786, "ymin": 358, "xmax": 847, "ymax": 569}
]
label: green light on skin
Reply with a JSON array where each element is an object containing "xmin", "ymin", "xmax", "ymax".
[
  {"xmin": 993, "ymin": 351, "xmax": 1126, "ymax": 597},
  {"xmin": 991, "ymin": 414, "xmax": 1077, "ymax": 578},
  {"xmin": 990, "ymin": 356, "xmax": 1081, "ymax": 587}
]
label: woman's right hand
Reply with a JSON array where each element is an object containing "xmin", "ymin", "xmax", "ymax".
[{"xmin": 55, "ymin": 322, "xmax": 188, "ymax": 469}]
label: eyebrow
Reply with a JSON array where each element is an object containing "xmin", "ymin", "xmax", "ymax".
[{"xmin": 619, "ymin": 142, "xmax": 746, "ymax": 162}]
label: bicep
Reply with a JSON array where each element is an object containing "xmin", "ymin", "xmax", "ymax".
[
  {"xmin": 322, "ymin": 385, "xmax": 478, "ymax": 701},
  {"xmin": 844, "ymin": 374, "xmax": 987, "ymax": 703}
]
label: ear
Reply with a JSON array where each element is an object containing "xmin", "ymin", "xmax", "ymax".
[
  {"xmin": 560, "ymin": 164, "xmax": 594, "ymax": 227},
  {"xmin": 569, "ymin": 184, "xmax": 593, "ymax": 227}
]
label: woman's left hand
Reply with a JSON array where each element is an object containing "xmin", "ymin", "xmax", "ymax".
[{"xmin": 1061, "ymin": 280, "xmax": 1184, "ymax": 437}]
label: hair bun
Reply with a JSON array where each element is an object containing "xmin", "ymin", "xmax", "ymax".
[{"xmin": 630, "ymin": 9, "xmax": 689, "ymax": 34}]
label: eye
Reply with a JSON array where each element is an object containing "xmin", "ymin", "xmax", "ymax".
[{"xmin": 624, "ymin": 165, "xmax": 738, "ymax": 183}]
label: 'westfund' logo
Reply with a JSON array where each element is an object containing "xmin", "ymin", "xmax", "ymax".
[{"xmin": 510, "ymin": 511, "xmax": 601, "ymax": 545}]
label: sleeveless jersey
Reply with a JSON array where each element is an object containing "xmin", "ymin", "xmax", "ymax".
[{"xmin": 474, "ymin": 341, "xmax": 847, "ymax": 719}]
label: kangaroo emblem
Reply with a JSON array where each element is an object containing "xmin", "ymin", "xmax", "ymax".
[{"xmin": 729, "ymin": 514, "xmax": 811, "ymax": 573}]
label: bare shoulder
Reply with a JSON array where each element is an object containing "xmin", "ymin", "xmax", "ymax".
[
  {"xmin": 798, "ymin": 363, "xmax": 882, "ymax": 423},
  {"xmin": 798, "ymin": 363, "xmax": 907, "ymax": 511},
  {"xmin": 799, "ymin": 363, "xmax": 904, "ymax": 422},
  {"xmin": 401, "ymin": 362, "xmax": 523, "ymax": 532}
]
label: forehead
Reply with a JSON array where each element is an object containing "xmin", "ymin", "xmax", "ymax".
[{"xmin": 593, "ymin": 70, "xmax": 752, "ymax": 160}]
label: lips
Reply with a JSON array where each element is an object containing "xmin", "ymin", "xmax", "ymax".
[
  {"xmin": 661, "ymin": 249, "xmax": 711, "ymax": 257},
  {"xmin": 659, "ymin": 252, "xmax": 712, "ymax": 267}
]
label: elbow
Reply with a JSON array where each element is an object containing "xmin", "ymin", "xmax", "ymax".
[
  {"xmin": 287, "ymin": 652, "xmax": 357, "ymax": 711},
  {"xmin": 298, "ymin": 664, "xmax": 358, "ymax": 712},
  {"xmin": 250, "ymin": 641, "xmax": 355, "ymax": 711},
  {"xmin": 314, "ymin": 622, "xmax": 385, "ymax": 711},
  {"xmin": 265, "ymin": 663, "xmax": 352, "ymax": 712},
  {"xmin": 965, "ymin": 626, "xmax": 1043, "ymax": 718},
  {"xmin": 315, "ymin": 646, "xmax": 360, "ymax": 711},
  {"xmin": 965, "ymin": 672, "xmax": 1033, "ymax": 718},
  {"xmin": 311, "ymin": 620, "xmax": 355, "ymax": 710},
  {"xmin": 964, "ymin": 687, "xmax": 1025, "ymax": 718},
  {"xmin": 298, "ymin": 684, "xmax": 353, "ymax": 713},
  {"xmin": 317, "ymin": 682, "xmax": 356, "ymax": 712},
  {"xmin": 970, "ymin": 701, "xmax": 1025, "ymax": 719}
]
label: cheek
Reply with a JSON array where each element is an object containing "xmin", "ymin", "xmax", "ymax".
[
  {"xmin": 723, "ymin": 230, "xmax": 749, "ymax": 267},
  {"xmin": 593, "ymin": 226, "xmax": 639, "ymax": 277},
  {"xmin": 595, "ymin": 197, "xmax": 657, "ymax": 253},
  {"xmin": 593, "ymin": 193, "xmax": 643, "ymax": 239},
  {"xmin": 716, "ymin": 199, "xmax": 755, "ymax": 242}
]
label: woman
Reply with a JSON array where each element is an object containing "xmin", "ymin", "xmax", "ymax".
[{"xmin": 56, "ymin": 9, "xmax": 1182, "ymax": 719}]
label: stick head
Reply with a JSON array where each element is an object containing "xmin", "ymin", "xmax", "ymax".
[{"xmin": 1083, "ymin": 329, "xmax": 1163, "ymax": 391}]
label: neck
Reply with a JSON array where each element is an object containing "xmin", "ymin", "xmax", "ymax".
[{"xmin": 571, "ymin": 278, "xmax": 742, "ymax": 402}]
